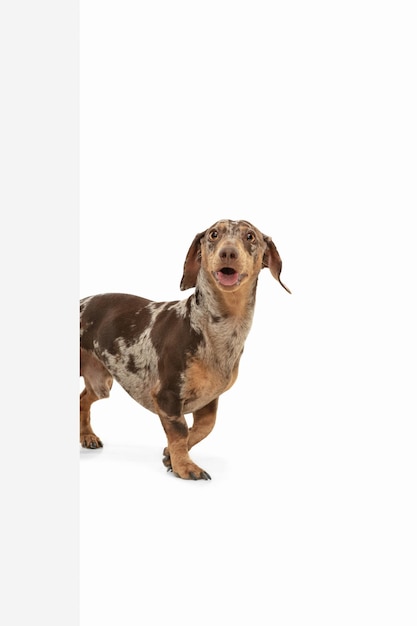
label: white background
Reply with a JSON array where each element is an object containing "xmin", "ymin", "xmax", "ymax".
[
  {"xmin": 79, "ymin": 2, "xmax": 416, "ymax": 625},
  {"xmin": 2, "ymin": 2, "xmax": 415, "ymax": 626}
]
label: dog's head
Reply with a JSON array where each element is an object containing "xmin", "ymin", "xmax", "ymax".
[{"xmin": 180, "ymin": 219, "xmax": 291, "ymax": 294}]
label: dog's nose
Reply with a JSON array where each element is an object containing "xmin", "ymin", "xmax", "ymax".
[{"xmin": 219, "ymin": 245, "xmax": 239, "ymax": 264}]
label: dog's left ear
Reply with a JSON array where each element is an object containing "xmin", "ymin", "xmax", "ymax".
[
  {"xmin": 180, "ymin": 231, "xmax": 206, "ymax": 290},
  {"xmin": 262, "ymin": 236, "xmax": 291, "ymax": 293}
]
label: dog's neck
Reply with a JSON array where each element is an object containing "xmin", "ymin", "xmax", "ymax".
[{"xmin": 189, "ymin": 270, "xmax": 258, "ymax": 351}]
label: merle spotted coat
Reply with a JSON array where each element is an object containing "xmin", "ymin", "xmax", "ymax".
[{"xmin": 80, "ymin": 219, "xmax": 290, "ymax": 480}]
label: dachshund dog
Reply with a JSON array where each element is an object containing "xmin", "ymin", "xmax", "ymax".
[{"xmin": 80, "ymin": 219, "xmax": 290, "ymax": 480}]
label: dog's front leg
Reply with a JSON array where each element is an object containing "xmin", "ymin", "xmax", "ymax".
[
  {"xmin": 188, "ymin": 398, "xmax": 218, "ymax": 451},
  {"xmin": 154, "ymin": 387, "xmax": 211, "ymax": 480},
  {"xmin": 159, "ymin": 414, "xmax": 211, "ymax": 480}
]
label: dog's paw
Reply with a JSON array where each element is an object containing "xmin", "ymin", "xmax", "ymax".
[
  {"xmin": 187, "ymin": 469, "xmax": 211, "ymax": 481},
  {"xmin": 162, "ymin": 447, "xmax": 172, "ymax": 469},
  {"xmin": 163, "ymin": 447, "xmax": 211, "ymax": 480},
  {"xmin": 168, "ymin": 468, "xmax": 211, "ymax": 480},
  {"xmin": 80, "ymin": 434, "xmax": 103, "ymax": 449}
]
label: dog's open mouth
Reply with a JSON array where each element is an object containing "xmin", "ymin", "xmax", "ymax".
[{"xmin": 215, "ymin": 267, "xmax": 240, "ymax": 287}]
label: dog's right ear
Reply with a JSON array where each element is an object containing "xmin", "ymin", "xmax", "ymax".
[{"xmin": 180, "ymin": 231, "xmax": 206, "ymax": 290}]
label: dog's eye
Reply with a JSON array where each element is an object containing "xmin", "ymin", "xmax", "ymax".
[
  {"xmin": 246, "ymin": 231, "xmax": 256, "ymax": 242},
  {"xmin": 209, "ymin": 229, "xmax": 218, "ymax": 241}
]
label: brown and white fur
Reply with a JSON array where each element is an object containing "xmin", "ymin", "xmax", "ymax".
[{"xmin": 80, "ymin": 219, "xmax": 290, "ymax": 480}]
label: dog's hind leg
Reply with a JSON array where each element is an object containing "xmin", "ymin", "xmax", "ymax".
[{"xmin": 80, "ymin": 349, "xmax": 113, "ymax": 449}]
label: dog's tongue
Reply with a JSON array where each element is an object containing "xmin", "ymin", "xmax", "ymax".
[{"xmin": 217, "ymin": 270, "xmax": 239, "ymax": 286}]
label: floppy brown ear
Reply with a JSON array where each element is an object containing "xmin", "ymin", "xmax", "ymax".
[
  {"xmin": 262, "ymin": 236, "xmax": 291, "ymax": 293},
  {"xmin": 180, "ymin": 230, "xmax": 206, "ymax": 290}
]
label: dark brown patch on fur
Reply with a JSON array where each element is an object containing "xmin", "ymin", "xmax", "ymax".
[
  {"xmin": 150, "ymin": 303, "xmax": 204, "ymax": 412},
  {"xmin": 154, "ymin": 388, "xmax": 184, "ymax": 418},
  {"xmin": 150, "ymin": 303, "xmax": 203, "ymax": 368},
  {"xmin": 127, "ymin": 353, "xmax": 138, "ymax": 374},
  {"xmin": 81, "ymin": 294, "xmax": 153, "ymax": 354}
]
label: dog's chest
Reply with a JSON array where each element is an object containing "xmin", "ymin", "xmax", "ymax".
[
  {"xmin": 180, "ymin": 327, "xmax": 245, "ymax": 412},
  {"xmin": 181, "ymin": 355, "xmax": 240, "ymax": 414}
]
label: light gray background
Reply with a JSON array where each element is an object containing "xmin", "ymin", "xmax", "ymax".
[{"xmin": 79, "ymin": 2, "xmax": 415, "ymax": 625}]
